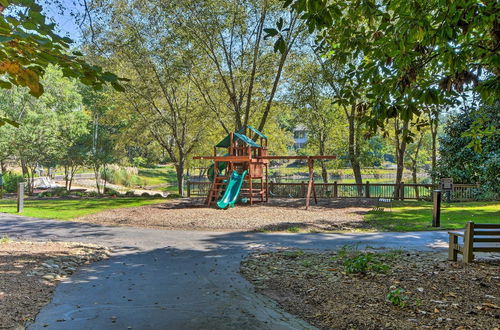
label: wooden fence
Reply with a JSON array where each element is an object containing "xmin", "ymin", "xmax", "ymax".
[{"xmin": 187, "ymin": 180, "xmax": 481, "ymax": 201}]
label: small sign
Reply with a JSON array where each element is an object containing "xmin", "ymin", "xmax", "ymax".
[{"xmin": 440, "ymin": 178, "xmax": 453, "ymax": 191}]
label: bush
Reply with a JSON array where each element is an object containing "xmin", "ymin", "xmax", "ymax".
[
  {"xmin": 153, "ymin": 193, "xmax": 163, "ymax": 198},
  {"xmin": 141, "ymin": 192, "xmax": 151, "ymax": 197},
  {"xmin": 101, "ymin": 165, "xmax": 145, "ymax": 187},
  {"xmin": 166, "ymin": 193, "xmax": 181, "ymax": 199},
  {"xmin": 386, "ymin": 288, "xmax": 408, "ymax": 307},
  {"xmin": 125, "ymin": 190, "xmax": 135, "ymax": 196},
  {"xmin": 36, "ymin": 187, "xmax": 69, "ymax": 198},
  {"xmin": 1, "ymin": 172, "xmax": 25, "ymax": 193},
  {"xmin": 104, "ymin": 187, "xmax": 120, "ymax": 196},
  {"xmin": 343, "ymin": 253, "xmax": 390, "ymax": 274}
]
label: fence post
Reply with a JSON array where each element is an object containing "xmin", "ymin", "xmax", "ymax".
[
  {"xmin": 187, "ymin": 180, "xmax": 191, "ymax": 198},
  {"xmin": 333, "ymin": 181, "xmax": 338, "ymax": 198},
  {"xmin": 432, "ymin": 190, "xmax": 442, "ymax": 227},
  {"xmin": 270, "ymin": 181, "xmax": 274, "ymax": 197},
  {"xmin": 400, "ymin": 181, "xmax": 405, "ymax": 200},
  {"xmin": 17, "ymin": 182, "xmax": 24, "ymax": 213},
  {"xmin": 365, "ymin": 181, "xmax": 370, "ymax": 198},
  {"xmin": 301, "ymin": 181, "xmax": 306, "ymax": 198}
]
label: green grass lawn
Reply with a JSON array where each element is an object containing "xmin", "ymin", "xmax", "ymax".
[
  {"xmin": 365, "ymin": 201, "xmax": 500, "ymax": 231},
  {"xmin": 0, "ymin": 197, "xmax": 165, "ymax": 220},
  {"xmin": 138, "ymin": 166, "xmax": 178, "ymax": 186}
]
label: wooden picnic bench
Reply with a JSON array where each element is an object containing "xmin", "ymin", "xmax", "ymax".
[{"xmin": 448, "ymin": 222, "xmax": 500, "ymax": 263}]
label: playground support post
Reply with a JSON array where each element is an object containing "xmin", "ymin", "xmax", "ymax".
[
  {"xmin": 306, "ymin": 159, "xmax": 318, "ymax": 210},
  {"xmin": 17, "ymin": 182, "xmax": 25, "ymax": 213},
  {"xmin": 432, "ymin": 190, "xmax": 441, "ymax": 227}
]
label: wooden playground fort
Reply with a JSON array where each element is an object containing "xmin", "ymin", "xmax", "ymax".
[{"xmin": 193, "ymin": 125, "xmax": 336, "ymax": 209}]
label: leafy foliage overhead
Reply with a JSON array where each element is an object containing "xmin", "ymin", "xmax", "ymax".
[
  {"xmin": 0, "ymin": 0, "xmax": 126, "ymax": 126},
  {"xmin": 272, "ymin": 0, "xmax": 499, "ymax": 128}
]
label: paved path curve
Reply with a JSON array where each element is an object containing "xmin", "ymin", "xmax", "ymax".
[{"xmin": 0, "ymin": 213, "xmax": 450, "ymax": 329}]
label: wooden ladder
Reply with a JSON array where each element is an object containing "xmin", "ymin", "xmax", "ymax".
[{"xmin": 206, "ymin": 176, "xmax": 228, "ymax": 206}]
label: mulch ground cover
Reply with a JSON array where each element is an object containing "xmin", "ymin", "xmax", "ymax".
[
  {"xmin": 241, "ymin": 248, "xmax": 500, "ymax": 329},
  {"xmin": 0, "ymin": 241, "xmax": 109, "ymax": 329},
  {"xmin": 78, "ymin": 198, "xmax": 374, "ymax": 232}
]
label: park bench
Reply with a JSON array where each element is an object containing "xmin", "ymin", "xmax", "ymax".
[{"xmin": 448, "ymin": 222, "xmax": 500, "ymax": 263}]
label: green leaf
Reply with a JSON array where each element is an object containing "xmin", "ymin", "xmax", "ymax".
[
  {"xmin": 0, "ymin": 79, "xmax": 12, "ymax": 89},
  {"xmin": 111, "ymin": 81, "xmax": 125, "ymax": 92},
  {"xmin": 2, "ymin": 117, "xmax": 19, "ymax": 127},
  {"xmin": 0, "ymin": 35, "xmax": 13, "ymax": 43},
  {"xmin": 101, "ymin": 71, "xmax": 118, "ymax": 82},
  {"xmin": 273, "ymin": 37, "xmax": 286, "ymax": 54},
  {"xmin": 277, "ymin": 17, "xmax": 284, "ymax": 30},
  {"xmin": 264, "ymin": 28, "xmax": 278, "ymax": 38}
]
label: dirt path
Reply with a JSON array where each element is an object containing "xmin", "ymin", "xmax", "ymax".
[{"xmin": 77, "ymin": 198, "xmax": 376, "ymax": 232}]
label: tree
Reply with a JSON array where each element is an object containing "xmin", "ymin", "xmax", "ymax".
[
  {"xmin": 273, "ymin": 0, "xmax": 499, "ymax": 131},
  {"xmin": 405, "ymin": 129, "xmax": 432, "ymax": 199},
  {"xmin": 152, "ymin": 0, "xmax": 302, "ymax": 132},
  {"xmin": 433, "ymin": 104, "xmax": 499, "ymax": 196},
  {"xmin": 0, "ymin": 0, "xmax": 125, "ymax": 126},
  {"xmin": 0, "ymin": 65, "xmax": 88, "ymax": 194},
  {"xmin": 80, "ymin": 0, "xmax": 215, "ymax": 195},
  {"xmin": 287, "ymin": 60, "xmax": 346, "ymax": 182}
]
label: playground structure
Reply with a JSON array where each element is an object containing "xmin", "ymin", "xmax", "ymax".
[{"xmin": 193, "ymin": 125, "xmax": 336, "ymax": 209}]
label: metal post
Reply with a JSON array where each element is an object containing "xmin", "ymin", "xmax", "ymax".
[
  {"xmin": 365, "ymin": 181, "xmax": 370, "ymax": 198},
  {"xmin": 17, "ymin": 182, "xmax": 25, "ymax": 213},
  {"xmin": 187, "ymin": 181, "xmax": 191, "ymax": 198},
  {"xmin": 333, "ymin": 181, "xmax": 338, "ymax": 198},
  {"xmin": 432, "ymin": 190, "xmax": 441, "ymax": 227}
]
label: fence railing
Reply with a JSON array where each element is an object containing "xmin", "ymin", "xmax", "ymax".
[{"xmin": 186, "ymin": 180, "xmax": 481, "ymax": 201}]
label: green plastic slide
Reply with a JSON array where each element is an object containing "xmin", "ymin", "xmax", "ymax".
[{"xmin": 216, "ymin": 170, "xmax": 247, "ymax": 209}]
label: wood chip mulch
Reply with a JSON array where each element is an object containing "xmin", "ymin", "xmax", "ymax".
[
  {"xmin": 240, "ymin": 249, "xmax": 500, "ymax": 329},
  {"xmin": 0, "ymin": 241, "xmax": 110, "ymax": 329},
  {"xmin": 77, "ymin": 198, "xmax": 374, "ymax": 231}
]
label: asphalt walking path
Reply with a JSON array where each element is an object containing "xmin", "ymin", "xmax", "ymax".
[{"xmin": 0, "ymin": 213, "xmax": 450, "ymax": 329}]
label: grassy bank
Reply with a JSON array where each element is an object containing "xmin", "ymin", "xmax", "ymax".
[
  {"xmin": 0, "ymin": 197, "xmax": 165, "ymax": 220},
  {"xmin": 365, "ymin": 201, "xmax": 500, "ymax": 231}
]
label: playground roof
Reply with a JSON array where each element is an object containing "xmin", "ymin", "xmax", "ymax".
[
  {"xmin": 237, "ymin": 125, "xmax": 267, "ymax": 140},
  {"xmin": 215, "ymin": 132, "xmax": 262, "ymax": 148}
]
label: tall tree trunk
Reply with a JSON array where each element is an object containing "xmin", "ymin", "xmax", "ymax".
[
  {"xmin": 319, "ymin": 138, "xmax": 328, "ymax": 183},
  {"xmin": 21, "ymin": 159, "xmax": 28, "ymax": 177},
  {"xmin": 412, "ymin": 133, "xmax": 424, "ymax": 199},
  {"xmin": 64, "ymin": 165, "xmax": 70, "ymax": 191},
  {"xmin": 430, "ymin": 120, "xmax": 438, "ymax": 178},
  {"xmin": 394, "ymin": 119, "xmax": 410, "ymax": 199},
  {"xmin": 175, "ymin": 160, "xmax": 185, "ymax": 196},
  {"xmin": 347, "ymin": 106, "xmax": 363, "ymax": 195},
  {"xmin": 93, "ymin": 164, "xmax": 101, "ymax": 195}
]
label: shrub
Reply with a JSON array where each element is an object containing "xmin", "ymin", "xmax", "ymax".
[
  {"xmin": 153, "ymin": 193, "xmax": 163, "ymax": 198},
  {"xmin": 85, "ymin": 191, "xmax": 100, "ymax": 197},
  {"xmin": 104, "ymin": 187, "xmax": 120, "ymax": 196},
  {"xmin": 1, "ymin": 172, "xmax": 25, "ymax": 193},
  {"xmin": 166, "ymin": 193, "xmax": 181, "ymax": 199},
  {"xmin": 141, "ymin": 192, "xmax": 151, "ymax": 197},
  {"xmin": 386, "ymin": 288, "xmax": 408, "ymax": 307},
  {"xmin": 37, "ymin": 187, "xmax": 69, "ymax": 198},
  {"xmin": 132, "ymin": 156, "xmax": 147, "ymax": 168},
  {"xmin": 125, "ymin": 190, "xmax": 135, "ymax": 196},
  {"xmin": 101, "ymin": 165, "xmax": 144, "ymax": 187},
  {"xmin": 343, "ymin": 253, "xmax": 390, "ymax": 274}
]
